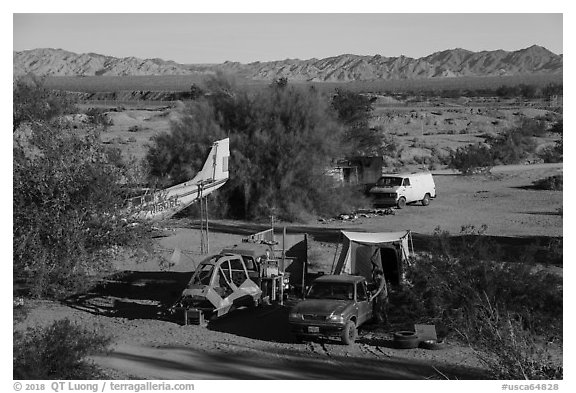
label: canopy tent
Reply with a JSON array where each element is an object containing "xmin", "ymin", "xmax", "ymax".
[{"xmin": 332, "ymin": 231, "xmax": 412, "ymax": 285}]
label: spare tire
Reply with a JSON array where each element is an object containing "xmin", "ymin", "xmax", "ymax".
[
  {"xmin": 419, "ymin": 339, "xmax": 447, "ymax": 350},
  {"xmin": 393, "ymin": 330, "xmax": 419, "ymax": 349}
]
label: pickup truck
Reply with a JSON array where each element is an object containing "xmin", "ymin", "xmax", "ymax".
[{"xmin": 288, "ymin": 274, "xmax": 374, "ymax": 345}]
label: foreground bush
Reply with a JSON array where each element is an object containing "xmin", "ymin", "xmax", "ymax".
[
  {"xmin": 13, "ymin": 77, "xmax": 77, "ymax": 131},
  {"xmin": 14, "ymin": 123, "xmax": 147, "ymax": 297},
  {"xmin": 14, "ymin": 79, "xmax": 150, "ymax": 297},
  {"xmin": 462, "ymin": 295, "xmax": 562, "ymax": 380},
  {"xmin": 391, "ymin": 226, "xmax": 563, "ymax": 379},
  {"xmin": 13, "ymin": 319, "xmax": 111, "ymax": 379}
]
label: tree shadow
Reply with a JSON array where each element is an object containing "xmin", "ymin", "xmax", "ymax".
[
  {"xmin": 99, "ymin": 342, "xmax": 488, "ymax": 379},
  {"xmin": 64, "ymin": 270, "xmax": 193, "ymax": 320},
  {"xmin": 522, "ymin": 211, "xmax": 562, "ymax": 216},
  {"xmin": 207, "ymin": 304, "xmax": 294, "ymax": 344},
  {"xmin": 511, "ymin": 184, "xmax": 560, "ymax": 191}
]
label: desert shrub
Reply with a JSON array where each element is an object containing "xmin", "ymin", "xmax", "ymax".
[
  {"xmin": 13, "ymin": 77, "xmax": 78, "ymax": 131},
  {"xmin": 391, "ymin": 226, "xmax": 563, "ymax": 379},
  {"xmin": 546, "ymin": 238, "xmax": 563, "ymax": 266},
  {"xmin": 538, "ymin": 142, "xmax": 563, "ymax": 163},
  {"xmin": 84, "ymin": 107, "xmax": 112, "ymax": 127},
  {"xmin": 14, "ymin": 77, "xmax": 150, "ymax": 297},
  {"xmin": 490, "ymin": 129, "xmax": 537, "ymax": 165},
  {"xmin": 13, "ymin": 297, "xmax": 29, "ymax": 324},
  {"xmin": 516, "ymin": 118, "xmax": 547, "ymax": 137},
  {"xmin": 447, "ymin": 143, "xmax": 494, "ymax": 174},
  {"xmin": 394, "ymin": 226, "xmax": 562, "ymax": 334},
  {"xmin": 411, "ymin": 137, "xmax": 429, "ymax": 148},
  {"xmin": 496, "ymin": 83, "xmax": 539, "ymax": 99},
  {"xmin": 461, "ymin": 295, "xmax": 562, "ymax": 380},
  {"xmin": 541, "ymin": 83, "xmax": 563, "ymax": 97},
  {"xmin": 549, "ymin": 119, "xmax": 562, "ymax": 134},
  {"xmin": 14, "ymin": 123, "xmax": 147, "ymax": 297},
  {"xmin": 532, "ymin": 175, "xmax": 563, "ymax": 191},
  {"xmin": 451, "ymin": 119, "xmax": 542, "ymax": 173},
  {"xmin": 13, "ymin": 319, "xmax": 111, "ymax": 379},
  {"xmin": 148, "ymin": 76, "xmax": 355, "ymax": 220}
]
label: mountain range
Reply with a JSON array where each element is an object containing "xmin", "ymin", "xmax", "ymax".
[{"xmin": 13, "ymin": 45, "xmax": 563, "ymax": 82}]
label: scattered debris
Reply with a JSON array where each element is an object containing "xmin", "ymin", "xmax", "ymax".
[{"xmin": 332, "ymin": 208, "xmax": 396, "ymax": 222}]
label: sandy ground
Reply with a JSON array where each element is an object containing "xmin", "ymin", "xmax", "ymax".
[
  {"xmin": 16, "ymin": 162, "xmax": 562, "ymax": 380},
  {"xmin": 20, "ymin": 299, "xmax": 486, "ymax": 380},
  {"xmin": 16, "ymin": 102, "xmax": 562, "ymax": 380}
]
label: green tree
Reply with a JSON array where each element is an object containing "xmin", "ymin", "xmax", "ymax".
[
  {"xmin": 13, "ymin": 81, "xmax": 145, "ymax": 297},
  {"xmin": 14, "ymin": 124, "xmax": 142, "ymax": 297},
  {"xmin": 147, "ymin": 75, "xmax": 355, "ymax": 221},
  {"xmin": 331, "ymin": 88, "xmax": 375, "ymax": 128},
  {"xmin": 147, "ymin": 100, "xmax": 226, "ymax": 187},
  {"xmin": 331, "ymin": 89, "xmax": 388, "ymax": 157}
]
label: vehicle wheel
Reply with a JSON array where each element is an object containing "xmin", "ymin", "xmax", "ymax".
[
  {"xmin": 294, "ymin": 334, "xmax": 305, "ymax": 343},
  {"xmin": 341, "ymin": 320, "xmax": 358, "ymax": 345},
  {"xmin": 397, "ymin": 197, "xmax": 407, "ymax": 209},
  {"xmin": 393, "ymin": 330, "xmax": 419, "ymax": 349},
  {"xmin": 421, "ymin": 193, "xmax": 431, "ymax": 206}
]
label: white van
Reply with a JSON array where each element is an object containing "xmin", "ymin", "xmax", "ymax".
[{"xmin": 369, "ymin": 172, "xmax": 436, "ymax": 208}]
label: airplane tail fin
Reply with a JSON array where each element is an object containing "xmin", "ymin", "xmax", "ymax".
[
  {"xmin": 128, "ymin": 137, "xmax": 230, "ymax": 221},
  {"xmin": 190, "ymin": 137, "xmax": 230, "ymax": 185}
]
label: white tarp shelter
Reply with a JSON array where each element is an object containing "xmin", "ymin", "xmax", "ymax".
[{"xmin": 332, "ymin": 231, "xmax": 412, "ymax": 284}]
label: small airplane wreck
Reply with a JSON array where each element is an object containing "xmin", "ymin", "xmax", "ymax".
[{"xmin": 126, "ymin": 137, "xmax": 230, "ymax": 221}]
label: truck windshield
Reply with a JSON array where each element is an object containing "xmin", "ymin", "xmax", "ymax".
[
  {"xmin": 376, "ymin": 177, "xmax": 402, "ymax": 187},
  {"xmin": 307, "ymin": 282, "xmax": 354, "ymax": 300}
]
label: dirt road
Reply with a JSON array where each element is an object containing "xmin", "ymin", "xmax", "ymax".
[{"xmin": 21, "ymin": 300, "xmax": 486, "ymax": 380}]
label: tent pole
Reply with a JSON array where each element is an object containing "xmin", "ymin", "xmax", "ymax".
[
  {"xmin": 330, "ymin": 243, "xmax": 339, "ymax": 274},
  {"xmin": 330, "ymin": 232, "xmax": 341, "ymax": 274}
]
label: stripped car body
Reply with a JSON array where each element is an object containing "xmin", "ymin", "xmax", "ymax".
[
  {"xmin": 172, "ymin": 254, "xmax": 262, "ymax": 321},
  {"xmin": 171, "ymin": 241, "xmax": 290, "ymax": 324},
  {"xmin": 288, "ymin": 274, "xmax": 374, "ymax": 345}
]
